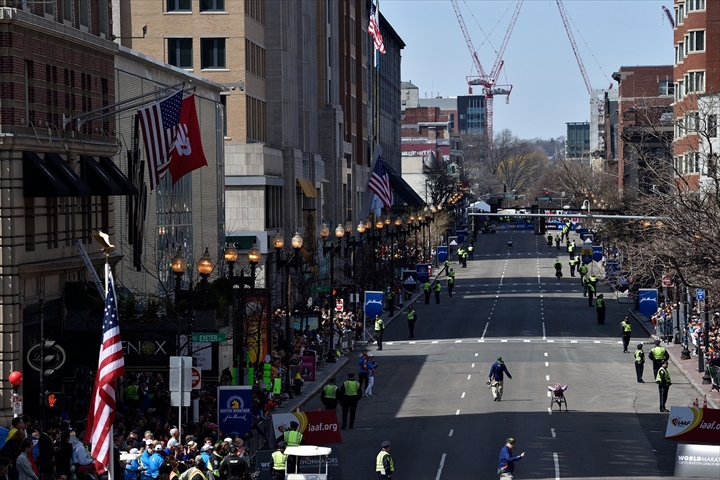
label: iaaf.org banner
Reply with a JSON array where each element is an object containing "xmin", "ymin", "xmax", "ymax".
[
  {"xmin": 271, "ymin": 410, "xmax": 342, "ymax": 445},
  {"xmin": 665, "ymin": 406, "xmax": 720, "ymax": 443}
]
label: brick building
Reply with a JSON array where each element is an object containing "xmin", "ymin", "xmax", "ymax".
[
  {"xmin": 672, "ymin": 0, "xmax": 720, "ymax": 189},
  {"xmin": 612, "ymin": 65, "xmax": 674, "ymax": 193}
]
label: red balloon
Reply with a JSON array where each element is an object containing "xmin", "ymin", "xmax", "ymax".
[{"xmin": 8, "ymin": 371, "xmax": 23, "ymax": 386}]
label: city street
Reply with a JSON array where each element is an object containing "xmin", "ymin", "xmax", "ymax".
[{"xmin": 303, "ymin": 230, "xmax": 711, "ymax": 479}]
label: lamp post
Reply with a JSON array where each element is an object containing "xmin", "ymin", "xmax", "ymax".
[
  {"xmin": 224, "ymin": 243, "xmax": 260, "ymax": 385},
  {"xmin": 172, "ymin": 247, "xmax": 214, "ymax": 358},
  {"xmin": 321, "ymin": 223, "xmax": 345, "ymax": 360},
  {"xmin": 273, "ymin": 232, "xmax": 303, "ymax": 396},
  {"xmin": 8, "ymin": 371, "xmax": 23, "ymax": 418}
]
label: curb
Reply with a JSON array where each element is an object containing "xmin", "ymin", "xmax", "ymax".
[{"xmin": 628, "ymin": 308, "xmax": 719, "ymax": 409}]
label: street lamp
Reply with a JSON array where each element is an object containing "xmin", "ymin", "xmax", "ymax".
[
  {"xmin": 225, "ymin": 243, "xmax": 260, "ymax": 385},
  {"xmin": 274, "ymin": 232, "xmax": 304, "ymax": 396},
  {"xmin": 172, "ymin": 247, "xmax": 213, "ymax": 358},
  {"xmin": 320, "ymin": 224, "xmax": 345, "ymax": 361}
]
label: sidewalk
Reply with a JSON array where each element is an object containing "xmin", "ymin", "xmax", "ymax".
[{"xmin": 628, "ymin": 309, "xmax": 719, "ymax": 409}]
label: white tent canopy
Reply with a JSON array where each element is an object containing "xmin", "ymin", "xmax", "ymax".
[{"xmin": 468, "ymin": 200, "xmax": 491, "ymax": 212}]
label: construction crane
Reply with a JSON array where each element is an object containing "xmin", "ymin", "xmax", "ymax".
[
  {"xmin": 555, "ymin": 0, "xmax": 613, "ymax": 94},
  {"xmin": 450, "ymin": 0, "xmax": 524, "ymax": 149},
  {"xmin": 662, "ymin": 6, "xmax": 675, "ymax": 29}
]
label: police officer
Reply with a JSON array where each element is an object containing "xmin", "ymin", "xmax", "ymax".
[
  {"xmin": 338, "ymin": 372, "xmax": 362, "ymax": 429},
  {"xmin": 374, "ymin": 315, "xmax": 385, "ymax": 351},
  {"xmin": 461, "ymin": 249, "xmax": 468, "ymax": 268},
  {"xmin": 457, "ymin": 247, "xmax": 464, "ymax": 264},
  {"xmin": 596, "ymin": 294, "xmax": 605, "ymax": 324},
  {"xmin": 555, "ymin": 235, "xmax": 561, "ymax": 249},
  {"xmin": 567, "ymin": 241, "xmax": 575, "ymax": 259},
  {"xmin": 376, "ymin": 441, "xmax": 394, "ymax": 479},
  {"xmin": 283, "ymin": 422, "xmax": 304, "ymax": 447},
  {"xmin": 568, "ymin": 256, "xmax": 578, "ymax": 277},
  {"xmin": 271, "ymin": 442, "xmax": 287, "ymax": 479},
  {"xmin": 620, "ymin": 317, "xmax": 632, "ymax": 353},
  {"xmin": 467, "ymin": 244, "xmax": 474, "ymax": 260},
  {"xmin": 553, "ymin": 259, "xmax": 563, "ymax": 279},
  {"xmin": 587, "ymin": 275, "xmax": 597, "ymax": 307},
  {"xmin": 649, "ymin": 339, "xmax": 669, "ymax": 378},
  {"xmin": 581, "ymin": 274, "xmax": 590, "ymax": 297},
  {"xmin": 434, "ymin": 281, "xmax": 441, "ymax": 304},
  {"xmin": 656, "ymin": 360, "xmax": 672, "ymax": 412},
  {"xmin": 578, "ymin": 263, "xmax": 588, "ymax": 285},
  {"xmin": 634, "ymin": 344, "xmax": 645, "ymax": 383},
  {"xmin": 423, "ymin": 281, "xmax": 431, "ymax": 305},
  {"xmin": 407, "ymin": 306, "xmax": 417, "ymax": 339},
  {"xmin": 444, "ymin": 259, "xmax": 450, "ymax": 272},
  {"xmin": 447, "ymin": 275, "xmax": 454, "ymax": 297},
  {"xmin": 547, "ymin": 232, "xmax": 553, "ymax": 247},
  {"xmin": 220, "ymin": 445, "xmax": 248, "ymax": 480},
  {"xmin": 386, "ymin": 289, "xmax": 394, "ymax": 316},
  {"xmin": 321, "ymin": 377, "xmax": 339, "ymax": 410}
]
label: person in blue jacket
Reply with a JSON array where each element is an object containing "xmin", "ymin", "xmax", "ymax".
[
  {"xmin": 497, "ymin": 438, "xmax": 525, "ymax": 479},
  {"xmin": 488, "ymin": 356, "xmax": 513, "ymax": 401}
]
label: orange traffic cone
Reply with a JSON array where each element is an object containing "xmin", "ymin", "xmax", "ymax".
[
  {"xmin": 692, "ymin": 398, "xmax": 698, "ymax": 407},
  {"xmin": 703, "ymin": 395, "xmax": 708, "ymax": 409}
]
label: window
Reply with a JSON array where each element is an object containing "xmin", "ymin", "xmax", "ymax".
[
  {"xmin": 244, "ymin": 0, "xmax": 265, "ymax": 25},
  {"xmin": 44, "ymin": 0, "xmax": 54, "ymax": 17},
  {"xmin": 98, "ymin": 0, "xmax": 108, "ymax": 37},
  {"xmin": 168, "ymin": 38, "xmax": 193, "ymax": 68},
  {"xmin": 658, "ymin": 80, "xmax": 674, "ymax": 96},
  {"xmin": 686, "ymin": 112, "xmax": 700, "ymax": 131},
  {"xmin": 79, "ymin": 0, "xmax": 89, "ymax": 29},
  {"xmin": 675, "ymin": 43, "xmax": 684, "ymax": 64},
  {"xmin": 708, "ymin": 114, "xmax": 717, "ymax": 138},
  {"xmin": 167, "ymin": 0, "xmax": 191, "ymax": 12},
  {"xmin": 678, "ymin": 3, "xmax": 685, "ymax": 23},
  {"xmin": 687, "ymin": 0, "xmax": 705, "ymax": 11},
  {"xmin": 200, "ymin": 0, "xmax": 225, "ymax": 11},
  {"xmin": 688, "ymin": 30, "xmax": 705, "ymax": 52},
  {"xmin": 245, "ymin": 39, "xmax": 265, "ymax": 78},
  {"xmin": 201, "ymin": 38, "xmax": 226, "ymax": 69},
  {"xmin": 686, "ymin": 71, "xmax": 705, "ymax": 93}
]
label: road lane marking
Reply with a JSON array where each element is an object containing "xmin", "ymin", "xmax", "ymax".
[
  {"xmin": 501, "ymin": 339, "xmax": 508, "ymax": 342},
  {"xmin": 482, "ymin": 322, "xmax": 489, "ymax": 339},
  {"xmin": 435, "ymin": 453, "xmax": 447, "ymax": 480},
  {"xmin": 553, "ymin": 452, "xmax": 560, "ymax": 479},
  {"xmin": 475, "ymin": 353, "xmax": 478, "ymax": 356},
  {"xmin": 449, "ymin": 430, "xmax": 454, "ymax": 437},
  {"xmin": 545, "ymin": 362, "xmax": 549, "ymax": 367},
  {"xmin": 524, "ymin": 339, "xmax": 530, "ymax": 343},
  {"xmin": 551, "ymin": 428, "xmax": 556, "ymax": 438},
  {"xmin": 461, "ymin": 392, "xmax": 465, "ymax": 398},
  {"xmin": 455, "ymin": 409, "xmax": 460, "ymax": 415},
  {"xmin": 409, "ymin": 342, "xmax": 416, "ymax": 344},
  {"xmin": 467, "ymin": 375, "xmax": 472, "ymax": 380},
  {"xmin": 546, "ymin": 375, "xmax": 550, "ymax": 381},
  {"xmin": 471, "ymin": 363, "xmax": 475, "ymax": 368},
  {"xmin": 455, "ymin": 340, "xmax": 462, "ymax": 343},
  {"xmin": 542, "ymin": 323, "xmax": 546, "ymax": 339},
  {"xmin": 432, "ymin": 341, "xmax": 439, "ymax": 344},
  {"xmin": 544, "ymin": 352, "xmax": 548, "ymax": 356}
]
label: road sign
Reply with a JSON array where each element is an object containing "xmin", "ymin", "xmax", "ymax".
[
  {"xmin": 696, "ymin": 288, "xmax": 705, "ymax": 300},
  {"xmin": 539, "ymin": 196, "xmax": 551, "ymax": 201},
  {"xmin": 662, "ymin": 275, "xmax": 674, "ymax": 287},
  {"xmin": 191, "ymin": 367, "xmax": 202, "ymax": 390},
  {"xmin": 12, "ymin": 394, "xmax": 22, "ymax": 415},
  {"xmin": 170, "ymin": 356, "xmax": 192, "ymax": 407},
  {"xmin": 191, "ymin": 332, "xmax": 226, "ymax": 343},
  {"xmin": 335, "ymin": 299, "xmax": 344, "ymax": 312}
]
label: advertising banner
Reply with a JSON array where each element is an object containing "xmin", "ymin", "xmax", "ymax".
[
  {"xmin": 665, "ymin": 406, "xmax": 720, "ymax": 443},
  {"xmin": 255, "ymin": 449, "xmax": 342, "ymax": 480},
  {"xmin": 402, "ymin": 270, "xmax": 417, "ymax": 293},
  {"xmin": 271, "ymin": 410, "xmax": 342, "ymax": 445},
  {"xmin": 364, "ymin": 291, "xmax": 383, "ymax": 319},
  {"xmin": 592, "ymin": 246, "xmax": 603, "ymax": 262},
  {"xmin": 416, "ymin": 264, "xmax": 430, "ymax": 284},
  {"xmin": 638, "ymin": 288, "xmax": 659, "ymax": 317},
  {"xmin": 300, "ymin": 350, "xmax": 316, "ymax": 381},
  {"xmin": 217, "ymin": 386, "xmax": 252, "ymax": 437},
  {"xmin": 674, "ymin": 443, "xmax": 720, "ymax": 478},
  {"xmin": 437, "ymin": 245, "xmax": 448, "ymax": 263}
]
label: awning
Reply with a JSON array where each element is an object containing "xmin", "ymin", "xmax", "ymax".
[
  {"xmin": 99, "ymin": 156, "xmax": 138, "ymax": 195},
  {"xmin": 44, "ymin": 153, "xmax": 91, "ymax": 196},
  {"xmin": 22, "ymin": 151, "xmax": 70, "ymax": 198},
  {"xmin": 296, "ymin": 178, "xmax": 318, "ymax": 198},
  {"xmin": 383, "ymin": 161, "xmax": 424, "ymax": 207},
  {"xmin": 81, "ymin": 155, "xmax": 122, "ymax": 195}
]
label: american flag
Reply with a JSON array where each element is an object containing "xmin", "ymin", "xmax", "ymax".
[
  {"xmin": 85, "ymin": 271, "xmax": 124, "ymax": 475},
  {"xmin": 368, "ymin": 1, "xmax": 386, "ymax": 54},
  {"xmin": 138, "ymin": 90, "xmax": 184, "ymax": 190},
  {"xmin": 368, "ymin": 157, "xmax": 392, "ymax": 210}
]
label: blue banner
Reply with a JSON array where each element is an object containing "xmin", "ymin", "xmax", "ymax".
[
  {"xmin": 416, "ymin": 264, "xmax": 430, "ymax": 283},
  {"xmin": 638, "ymin": 289, "xmax": 658, "ymax": 317},
  {"xmin": 364, "ymin": 291, "xmax": 384, "ymax": 318},
  {"xmin": 592, "ymin": 246, "xmax": 603, "ymax": 262},
  {"xmin": 437, "ymin": 246, "xmax": 448, "ymax": 263},
  {"xmin": 217, "ymin": 386, "xmax": 253, "ymax": 437}
]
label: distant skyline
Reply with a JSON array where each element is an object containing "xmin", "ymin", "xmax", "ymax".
[{"xmin": 381, "ymin": 0, "xmax": 674, "ymax": 140}]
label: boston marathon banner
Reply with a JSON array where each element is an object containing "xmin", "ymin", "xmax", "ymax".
[
  {"xmin": 665, "ymin": 406, "xmax": 720, "ymax": 443},
  {"xmin": 217, "ymin": 386, "xmax": 253, "ymax": 437}
]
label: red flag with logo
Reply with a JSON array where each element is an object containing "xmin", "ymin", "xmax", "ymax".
[{"xmin": 169, "ymin": 94, "xmax": 208, "ymax": 184}]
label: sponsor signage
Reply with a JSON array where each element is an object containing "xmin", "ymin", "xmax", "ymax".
[
  {"xmin": 416, "ymin": 264, "xmax": 430, "ymax": 284},
  {"xmin": 696, "ymin": 288, "xmax": 706, "ymax": 300},
  {"xmin": 255, "ymin": 449, "xmax": 342, "ymax": 480},
  {"xmin": 674, "ymin": 443, "xmax": 720, "ymax": 478},
  {"xmin": 300, "ymin": 350, "xmax": 316, "ymax": 381},
  {"xmin": 363, "ymin": 291, "xmax": 384, "ymax": 319},
  {"xmin": 638, "ymin": 289, "xmax": 658, "ymax": 317},
  {"xmin": 217, "ymin": 386, "xmax": 252, "ymax": 437},
  {"xmin": 592, "ymin": 246, "xmax": 603, "ymax": 262},
  {"xmin": 271, "ymin": 410, "xmax": 342, "ymax": 446},
  {"xmin": 437, "ymin": 245, "xmax": 448, "ymax": 263},
  {"xmin": 666, "ymin": 406, "xmax": 720, "ymax": 443}
]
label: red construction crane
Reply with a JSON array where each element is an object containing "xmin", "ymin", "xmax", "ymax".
[
  {"xmin": 555, "ymin": 0, "xmax": 613, "ymax": 94},
  {"xmin": 450, "ymin": 0, "xmax": 524, "ymax": 148}
]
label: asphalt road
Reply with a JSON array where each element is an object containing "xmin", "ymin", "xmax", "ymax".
[{"xmin": 302, "ymin": 230, "xmax": 712, "ymax": 479}]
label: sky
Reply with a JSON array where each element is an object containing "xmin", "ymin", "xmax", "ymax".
[{"xmin": 380, "ymin": 0, "xmax": 675, "ymax": 140}]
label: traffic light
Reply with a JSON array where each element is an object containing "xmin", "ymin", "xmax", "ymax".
[
  {"xmin": 41, "ymin": 340, "xmax": 59, "ymax": 379},
  {"xmin": 46, "ymin": 393, "xmax": 65, "ymax": 410}
]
